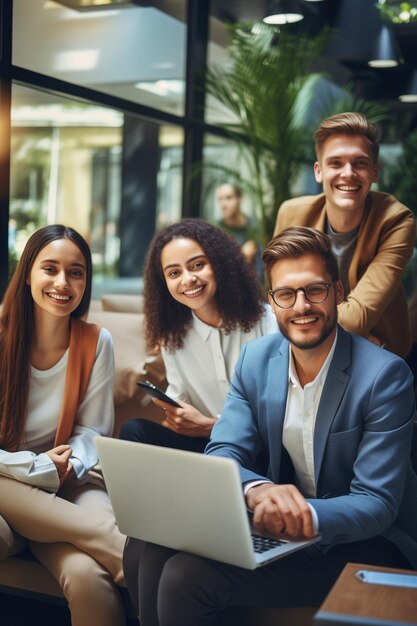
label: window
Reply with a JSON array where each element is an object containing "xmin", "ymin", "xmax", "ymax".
[
  {"xmin": 10, "ymin": 84, "xmax": 184, "ymax": 295},
  {"xmin": 13, "ymin": 0, "xmax": 187, "ymax": 116}
]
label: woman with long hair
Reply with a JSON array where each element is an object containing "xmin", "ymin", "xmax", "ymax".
[
  {"xmin": 120, "ymin": 217, "xmax": 276, "ymax": 454},
  {"xmin": 0, "ymin": 225, "xmax": 125, "ymax": 626}
]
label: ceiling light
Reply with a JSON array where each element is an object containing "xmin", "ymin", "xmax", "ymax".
[
  {"xmin": 368, "ymin": 25, "xmax": 403, "ymax": 68},
  {"xmin": 263, "ymin": 0, "xmax": 305, "ymax": 25},
  {"xmin": 134, "ymin": 80, "xmax": 184, "ymax": 98},
  {"xmin": 399, "ymin": 70, "xmax": 417, "ymax": 103}
]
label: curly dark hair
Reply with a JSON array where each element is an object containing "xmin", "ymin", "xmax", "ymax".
[{"xmin": 144, "ymin": 218, "xmax": 265, "ymax": 351}]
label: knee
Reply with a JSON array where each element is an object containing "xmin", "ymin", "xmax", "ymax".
[
  {"xmin": 160, "ymin": 554, "xmax": 195, "ymax": 592},
  {"xmin": 158, "ymin": 554, "xmax": 216, "ymax": 625},
  {"xmin": 61, "ymin": 556, "xmax": 118, "ymax": 603},
  {"xmin": 119, "ymin": 418, "xmax": 148, "ymax": 442}
]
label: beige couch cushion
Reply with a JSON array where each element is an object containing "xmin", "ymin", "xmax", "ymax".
[
  {"xmin": 87, "ymin": 309, "xmax": 165, "ymax": 401},
  {"xmin": 86, "ymin": 310, "xmax": 166, "ymax": 433},
  {"xmin": 101, "ymin": 294, "xmax": 144, "ymax": 314},
  {"xmin": 88, "ymin": 299, "xmax": 103, "ymax": 311}
]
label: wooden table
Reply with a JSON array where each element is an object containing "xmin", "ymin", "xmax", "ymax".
[{"xmin": 314, "ymin": 562, "xmax": 417, "ymax": 625}]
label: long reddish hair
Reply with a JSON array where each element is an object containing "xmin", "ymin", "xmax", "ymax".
[{"xmin": 0, "ymin": 225, "xmax": 92, "ymax": 451}]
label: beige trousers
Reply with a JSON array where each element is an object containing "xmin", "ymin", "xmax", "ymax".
[{"xmin": 0, "ymin": 474, "xmax": 126, "ymax": 626}]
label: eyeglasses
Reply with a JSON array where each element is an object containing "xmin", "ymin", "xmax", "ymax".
[{"xmin": 269, "ymin": 281, "xmax": 337, "ymax": 309}]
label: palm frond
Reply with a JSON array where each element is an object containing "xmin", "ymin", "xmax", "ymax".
[
  {"xmin": 204, "ymin": 21, "xmax": 328, "ymax": 243},
  {"xmin": 314, "ymin": 85, "xmax": 389, "ymax": 124},
  {"xmin": 202, "ymin": 22, "xmax": 385, "ymax": 243}
]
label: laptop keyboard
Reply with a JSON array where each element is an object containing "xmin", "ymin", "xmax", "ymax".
[{"xmin": 251, "ymin": 534, "xmax": 287, "ymax": 553}]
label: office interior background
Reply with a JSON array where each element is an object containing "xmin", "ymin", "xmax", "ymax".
[{"xmin": 1, "ymin": 0, "xmax": 417, "ymax": 301}]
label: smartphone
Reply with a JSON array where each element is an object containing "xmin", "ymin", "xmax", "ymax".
[{"xmin": 136, "ymin": 380, "xmax": 181, "ymax": 408}]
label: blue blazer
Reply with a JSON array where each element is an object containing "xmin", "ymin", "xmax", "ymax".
[{"xmin": 206, "ymin": 326, "xmax": 417, "ymax": 568}]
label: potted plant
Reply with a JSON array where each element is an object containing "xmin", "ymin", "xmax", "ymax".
[
  {"xmin": 204, "ymin": 22, "xmax": 327, "ymax": 245},
  {"xmin": 204, "ymin": 22, "xmax": 389, "ymax": 244}
]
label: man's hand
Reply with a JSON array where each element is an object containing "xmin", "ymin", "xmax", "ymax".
[
  {"xmin": 246, "ymin": 483, "xmax": 315, "ymax": 538},
  {"xmin": 46, "ymin": 444, "xmax": 73, "ymax": 485},
  {"xmin": 152, "ymin": 398, "xmax": 215, "ymax": 438}
]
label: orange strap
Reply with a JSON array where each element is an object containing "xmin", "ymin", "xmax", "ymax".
[{"xmin": 54, "ymin": 318, "xmax": 100, "ymax": 447}]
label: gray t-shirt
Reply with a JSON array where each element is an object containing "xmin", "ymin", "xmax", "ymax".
[{"xmin": 326, "ymin": 221, "xmax": 359, "ymax": 297}]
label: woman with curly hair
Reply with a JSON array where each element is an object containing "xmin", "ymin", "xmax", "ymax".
[
  {"xmin": 0, "ymin": 225, "xmax": 125, "ymax": 626},
  {"xmin": 120, "ymin": 218, "xmax": 276, "ymax": 454}
]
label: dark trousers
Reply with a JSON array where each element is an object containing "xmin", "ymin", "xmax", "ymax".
[
  {"xmin": 123, "ymin": 536, "xmax": 411, "ymax": 626},
  {"xmin": 119, "ymin": 418, "xmax": 209, "ymax": 453}
]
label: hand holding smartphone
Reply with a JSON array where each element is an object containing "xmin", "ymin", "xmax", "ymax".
[{"xmin": 136, "ymin": 380, "xmax": 181, "ymax": 408}]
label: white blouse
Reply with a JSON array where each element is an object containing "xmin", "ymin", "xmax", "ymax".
[
  {"xmin": 162, "ymin": 305, "xmax": 277, "ymax": 418},
  {"xmin": 0, "ymin": 327, "xmax": 114, "ymax": 493}
]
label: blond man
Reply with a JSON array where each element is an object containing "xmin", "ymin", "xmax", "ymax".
[{"xmin": 274, "ymin": 112, "xmax": 416, "ymax": 358}]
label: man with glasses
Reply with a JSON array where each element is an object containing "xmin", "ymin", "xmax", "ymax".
[
  {"xmin": 132, "ymin": 226, "xmax": 417, "ymax": 626},
  {"xmin": 274, "ymin": 112, "xmax": 416, "ymax": 360}
]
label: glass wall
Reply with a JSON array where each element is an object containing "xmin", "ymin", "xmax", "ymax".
[
  {"xmin": 202, "ymin": 133, "xmax": 259, "ymax": 225},
  {"xmin": 10, "ymin": 84, "xmax": 123, "ymax": 282},
  {"xmin": 12, "ymin": 0, "xmax": 187, "ymax": 116},
  {"xmin": 9, "ymin": 84, "xmax": 184, "ymax": 294},
  {"xmin": 157, "ymin": 125, "xmax": 184, "ymax": 228},
  {"xmin": 205, "ymin": 15, "xmax": 239, "ymax": 126},
  {"xmin": 0, "ymin": 0, "xmax": 222, "ymax": 298}
]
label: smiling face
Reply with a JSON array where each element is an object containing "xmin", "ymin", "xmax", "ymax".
[
  {"xmin": 161, "ymin": 237, "xmax": 219, "ymax": 325},
  {"xmin": 268, "ymin": 253, "xmax": 344, "ymax": 353},
  {"xmin": 27, "ymin": 238, "xmax": 87, "ymax": 320},
  {"xmin": 314, "ymin": 134, "xmax": 379, "ymax": 230}
]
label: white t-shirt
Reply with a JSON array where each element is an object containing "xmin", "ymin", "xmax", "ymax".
[
  {"xmin": 162, "ymin": 305, "xmax": 277, "ymax": 418},
  {"xmin": 0, "ymin": 327, "xmax": 114, "ymax": 493}
]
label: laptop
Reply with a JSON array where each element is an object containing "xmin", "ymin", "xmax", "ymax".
[{"xmin": 96, "ymin": 437, "xmax": 320, "ymax": 570}]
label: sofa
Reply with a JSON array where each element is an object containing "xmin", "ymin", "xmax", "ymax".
[{"xmin": 0, "ymin": 294, "xmax": 315, "ymax": 625}]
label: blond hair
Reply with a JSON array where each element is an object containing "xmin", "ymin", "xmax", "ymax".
[{"xmin": 314, "ymin": 112, "xmax": 380, "ymax": 162}]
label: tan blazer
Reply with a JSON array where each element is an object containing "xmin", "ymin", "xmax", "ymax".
[{"xmin": 274, "ymin": 191, "xmax": 416, "ymax": 357}]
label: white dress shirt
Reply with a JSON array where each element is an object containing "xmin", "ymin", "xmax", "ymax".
[
  {"xmin": 283, "ymin": 331, "xmax": 337, "ymax": 497},
  {"xmin": 245, "ymin": 331, "xmax": 338, "ymax": 531}
]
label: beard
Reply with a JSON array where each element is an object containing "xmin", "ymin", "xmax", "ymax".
[{"xmin": 277, "ymin": 312, "xmax": 337, "ymax": 351}]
